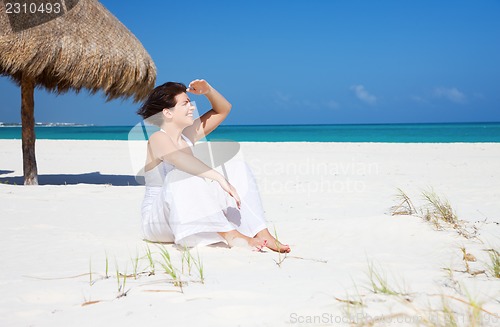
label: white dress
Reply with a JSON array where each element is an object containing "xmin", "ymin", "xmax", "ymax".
[{"xmin": 140, "ymin": 133, "xmax": 268, "ymax": 247}]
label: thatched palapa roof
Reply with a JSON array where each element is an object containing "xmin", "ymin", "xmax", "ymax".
[
  {"xmin": 0, "ymin": 0, "xmax": 157, "ymax": 185},
  {"xmin": 0, "ymin": 0, "xmax": 156, "ymax": 102}
]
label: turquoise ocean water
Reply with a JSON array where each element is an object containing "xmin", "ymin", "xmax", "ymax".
[{"xmin": 1, "ymin": 122, "xmax": 500, "ymax": 142}]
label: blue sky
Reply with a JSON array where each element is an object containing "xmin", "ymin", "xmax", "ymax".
[{"xmin": 1, "ymin": 0, "xmax": 499, "ymax": 125}]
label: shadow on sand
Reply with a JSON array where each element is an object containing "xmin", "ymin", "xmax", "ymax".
[
  {"xmin": 0, "ymin": 171, "xmax": 143, "ymax": 186},
  {"xmin": 0, "ymin": 170, "xmax": 15, "ymax": 175}
]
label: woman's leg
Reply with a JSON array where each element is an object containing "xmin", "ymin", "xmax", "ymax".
[
  {"xmin": 218, "ymin": 160, "xmax": 291, "ymax": 253},
  {"xmin": 164, "ymin": 169, "xmax": 235, "ymax": 247},
  {"xmin": 254, "ymin": 228, "xmax": 290, "ymax": 253},
  {"xmin": 218, "ymin": 160, "xmax": 267, "ymax": 235},
  {"xmin": 218, "ymin": 230, "xmax": 267, "ymax": 251}
]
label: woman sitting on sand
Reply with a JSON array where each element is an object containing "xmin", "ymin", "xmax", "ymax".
[{"xmin": 137, "ymin": 79, "xmax": 290, "ymax": 253}]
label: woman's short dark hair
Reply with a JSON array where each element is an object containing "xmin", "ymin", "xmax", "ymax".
[{"xmin": 137, "ymin": 82, "xmax": 187, "ymax": 126}]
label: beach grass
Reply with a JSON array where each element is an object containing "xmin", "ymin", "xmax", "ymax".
[
  {"xmin": 272, "ymin": 225, "xmax": 287, "ymax": 267},
  {"xmin": 80, "ymin": 245, "xmax": 210, "ymax": 301},
  {"xmin": 158, "ymin": 245, "xmax": 182, "ymax": 289},
  {"xmin": 193, "ymin": 248, "xmax": 204, "ymax": 284},
  {"xmin": 464, "ymin": 287, "xmax": 484, "ymax": 326},
  {"xmin": 458, "ymin": 246, "xmax": 486, "ymax": 277},
  {"xmin": 144, "ymin": 244, "xmax": 155, "ymax": 276},
  {"xmin": 115, "ymin": 261, "xmax": 128, "ymax": 298},
  {"xmin": 390, "ymin": 187, "xmax": 417, "ymax": 216},
  {"xmin": 441, "ymin": 296, "xmax": 459, "ymax": 327},
  {"xmin": 104, "ymin": 251, "xmax": 109, "ymax": 279},
  {"xmin": 338, "ymin": 279, "xmax": 497, "ymax": 327},
  {"xmin": 130, "ymin": 250, "xmax": 140, "ymax": 279},
  {"xmin": 336, "ymin": 279, "xmax": 365, "ymax": 322},
  {"xmin": 181, "ymin": 246, "xmax": 193, "ymax": 276},
  {"xmin": 421, "ymin": 189, "xmax": 459, "ymax": 228},
  {"xmin": 391, "ymin": 188, "xmax": 475, "ymax": 239},
  {"xmin": 486, "ymin": 248, "xmax": 500, "ymax": 278},
  {"xmin": 366, "ymin": 260, "xmax": 405, "ymax": 296}
]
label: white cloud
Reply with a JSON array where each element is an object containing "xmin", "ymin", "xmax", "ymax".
[
  {"xmin": 433, "ymin": 87, "xmax": 466, "ymax": 104},
  {"xmin": 350, "ymin": 85, "xmax": 377, "ymax": 105}
]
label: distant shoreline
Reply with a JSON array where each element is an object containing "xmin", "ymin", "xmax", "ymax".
[
  {"xmin": 1, "ymin": 122, "xmax": 500, "ymax": 142},
  {"xmin": 0, "ymin": 122, "xmax": 93, "ymax": 127},
  {"xmin": 1, "ymin": 121, "xmax": 499, "ymax": 128}
]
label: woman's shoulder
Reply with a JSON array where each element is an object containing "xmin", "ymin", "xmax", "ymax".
[
  {"xmin": 149, "ymin": 131, "xmax": 193, "ymax": 150},
  {"xmin": 147, "ymin": 131, "xmax": 176, "ymax": 153},
  {"xmin": 148, "ymin": 130, "xmax": 168, "ymax": 143}
]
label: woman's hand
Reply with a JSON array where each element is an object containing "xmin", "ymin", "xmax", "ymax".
[
  {"xmin": 217, "ymin": 178, "xmax": 241, "ymax": 210},
  {"xmin": 187, "ymin": 79, "xmax": 212, "ymax": 95}
]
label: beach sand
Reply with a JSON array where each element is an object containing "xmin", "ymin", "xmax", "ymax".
[{"xmin": 1, "ymin": 140, "xmax": 499, "ymax": 326}]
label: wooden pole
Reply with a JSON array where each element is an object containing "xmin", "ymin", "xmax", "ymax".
[{"xmin": 21, "ymin": 75, "xmax": 38, "ymax": 185}]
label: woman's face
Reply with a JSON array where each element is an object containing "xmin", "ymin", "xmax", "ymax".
[{"xmin": 165, "ymin": 92, "xmax": 195, "ymax": 126}]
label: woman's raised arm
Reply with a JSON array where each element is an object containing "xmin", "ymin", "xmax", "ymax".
[{"xmin": 183, "ymin": 79, "xmax": 232, "ymax": 143}]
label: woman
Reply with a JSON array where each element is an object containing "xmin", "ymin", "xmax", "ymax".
[{"xmin": 137, "ymin": 79, "xmax": 290, "ymax": 253}]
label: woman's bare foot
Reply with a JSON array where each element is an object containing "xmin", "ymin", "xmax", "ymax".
[
  {"xmin": 219, "ymin": 230, "xmax": 267, "ymax": 251},
  {"xmin": 255, "ymin": 229, "xmax": 291, "ymax": 253}
]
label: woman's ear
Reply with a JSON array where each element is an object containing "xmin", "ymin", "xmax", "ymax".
[{"xmin": 162, "ymin": 108, "xmax": 172, "ymax": 118}]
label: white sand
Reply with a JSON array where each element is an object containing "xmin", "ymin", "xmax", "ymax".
[{"xmin": 1, "ymin": 140, "xmax": 499, "ymax": 326}]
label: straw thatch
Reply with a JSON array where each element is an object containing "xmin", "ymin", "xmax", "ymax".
[
  {"xmin": 0, "ymin": 0, "xmax": 156, "ymax": 101},
  {"xmin": 0, "ymin": 0, "xmax": 157, "ymax": 184}
]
